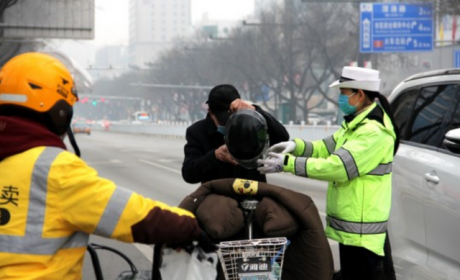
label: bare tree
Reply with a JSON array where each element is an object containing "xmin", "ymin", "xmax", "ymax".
[
  {"xmin": 434, "ymin": 0, "xmax": 460, "ymax": 15},
  {"xmin": 208, "ymin": 1, "xmax": 358, "ymax": 123},
  {"xmin": 137, "ymin": 0, "xmax": 362, "ymax": 123},
  {"xmin": 134, "ymin": 0, "xmax": 460, "ymax": 123},
  {"xmin": 0, "ymin": 0, "xmax": 19, "ymax": 15},
  {"xmin": 151, "ymin": 40, "xmax": 217, "ymax": 121}
]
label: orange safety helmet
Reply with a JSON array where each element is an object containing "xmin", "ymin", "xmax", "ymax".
[{"xmin": 0, "ymin": 52, "xmax": 78, "ymax": 135}]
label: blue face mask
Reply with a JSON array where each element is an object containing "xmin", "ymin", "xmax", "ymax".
[
  {"xmin": 217, "ymin": 126, "xmax": 226, "ymax": 135},
  {"xmin": 338, "ymin": 92, "xmax": 358, "ymax": 115}
]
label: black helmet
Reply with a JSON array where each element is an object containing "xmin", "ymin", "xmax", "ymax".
[{"xmin": 225, "ymin": 109, "xmax": 269, "ymax": 169}]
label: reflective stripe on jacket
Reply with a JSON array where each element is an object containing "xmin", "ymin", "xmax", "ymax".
[
  {"xmin": 0, "ymin": 146, "xmax": 196, "ymax": 279},
  {"xmin": 286, "ymin": 103, "xmax": 395, "ymax": 256}
]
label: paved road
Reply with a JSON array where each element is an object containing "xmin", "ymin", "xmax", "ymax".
[{"xmin": 67, "ymin": 131, "xmax": 339, "ymax": 279}]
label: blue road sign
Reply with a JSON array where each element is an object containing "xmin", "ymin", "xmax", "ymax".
[
  {"xmin": 360, "ymin": 3, "xmax": 434, "ymax": 53},
  {"xmin": 455, "ymin": 50, "xmax": 460, "ymax": 68}
]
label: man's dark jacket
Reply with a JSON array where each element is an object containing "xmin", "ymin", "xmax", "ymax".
[
  {"xmin": 179, "ymin": 178, "xmax": 335, "ymax": 280},
  {"xmin": 182, "ymin": 106, "xmax": 289, "ymax": 184}
]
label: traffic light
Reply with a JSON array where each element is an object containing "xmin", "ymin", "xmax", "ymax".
[{"xmin": 92, "ymin": 100, "xmax": 97, "ymax": 106}]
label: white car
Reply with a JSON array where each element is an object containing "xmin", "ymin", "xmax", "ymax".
[{"xmin": 388, "ymin": 69, "xmax": 460, "ymax": 280}]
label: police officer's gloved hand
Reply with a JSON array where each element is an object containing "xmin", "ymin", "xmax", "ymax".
[
  {"xmin": 197, "ymin": 231, "xmax": 218, "ymax": 253},
  {"xmin": 269, "ymin": 141, "xmax": 296, "ymax": 154},
  {"xmin": 257, "ymin": 152, "xmax": 285, "ymax": 174}
]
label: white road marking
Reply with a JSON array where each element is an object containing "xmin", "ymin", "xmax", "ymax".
[
  {"xmin": 158, "ymin": 159, "xmax": 180, "ymax": 162},
  {"xmin": 121, "ymin": 149, "xmax": 158, "ymax": 153},
  {"xmin": 86, "ymin": 160, "xmax": 121, "ymax": 165},
  {"xmin": 134, "ymin": 243, "xmax": 154, "ymax": 262},
  {"xmin": 138, "ymin": 159, "xmax": 181, "ymax": 174}
]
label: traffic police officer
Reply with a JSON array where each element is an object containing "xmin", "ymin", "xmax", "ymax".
[{"xmin": 257, "ymin": 66, "xmax": 399, "ymax": 280}]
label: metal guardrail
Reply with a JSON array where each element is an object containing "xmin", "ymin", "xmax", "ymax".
[{"xmin": 92, "ymin": 121, "xmax": 340, "ymax": 141}]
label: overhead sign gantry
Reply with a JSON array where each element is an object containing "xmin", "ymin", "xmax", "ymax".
[{"xmin": 2, "ymin": 0, "xmax": 94, "ymax": 40}]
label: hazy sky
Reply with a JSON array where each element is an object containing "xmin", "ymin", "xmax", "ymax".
[
  {"xmin": 94, "ymin": 0, "xmax": 254, "ymax": 45},
  {"xmin": 54, "ymin": 0, "xmax": 254, "ymax": 67}
]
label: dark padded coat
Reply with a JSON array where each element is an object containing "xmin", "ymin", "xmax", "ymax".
[
  {"xmin": 179, "ymin": 178, "xmax": 335, "ymax": 280},
  {"xmin": 181, "ymin": 106, "xmax": 289, "ymax": 184}
]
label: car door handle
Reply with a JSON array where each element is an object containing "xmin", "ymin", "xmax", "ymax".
[{"xmin": 424, "ymin": 173, "xmax": 440, "ymax": 184}]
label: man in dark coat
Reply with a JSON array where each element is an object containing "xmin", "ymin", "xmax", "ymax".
[{"xmin": 182, "ymin": 84, "xmax": 289, "ymax": 184}]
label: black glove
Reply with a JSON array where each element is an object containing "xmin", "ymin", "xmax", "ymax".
[
  {"xmin": 166, "ymin": 231, "xmax": 217, "ymax": 253},
  {"xmin": 197, "ymin": 231, "xmax": 218, "ymax": 253}
]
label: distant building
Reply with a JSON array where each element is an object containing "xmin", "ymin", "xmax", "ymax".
[{"xmin": 128, "ymin": 0, "xmax": 192, "ymax": 68}]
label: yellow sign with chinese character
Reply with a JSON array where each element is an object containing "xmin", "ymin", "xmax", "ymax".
[{"xmin": 232, "ymin": 179, "xmax": 258, "ymax": 195}]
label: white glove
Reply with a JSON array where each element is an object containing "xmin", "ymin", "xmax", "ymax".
[
  {"xmin": 269, "ymin": 141, "xmax": 296, "ymax": 154},
  {"xmin": 257, "ymin": 152, "xmax": 285, "ymax": 174}
]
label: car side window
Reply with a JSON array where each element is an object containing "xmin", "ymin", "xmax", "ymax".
[
  {"xmin": 391, "ymin": 88, "xmax": 418, "ymax": 139},
  {"xmin": 405, "ymin": 85, "xmax": 459, "ymax": 147},
  {"xmin": 440, "ymin": 84, "xmax": 460, "ymax": 149}
]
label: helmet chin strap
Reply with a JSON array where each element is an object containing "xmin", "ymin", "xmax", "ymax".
[{"xmin": 66, "ymin": 127, "xmax": 81, "ymax": 157}]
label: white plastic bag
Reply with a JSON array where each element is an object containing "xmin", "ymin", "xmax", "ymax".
[{"xmin": 160, "ymin": 247, "xmax": 218, "ymax": 280}]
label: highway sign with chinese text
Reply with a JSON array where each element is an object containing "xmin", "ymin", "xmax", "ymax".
[
  {"xmin": 455, "ymin": 50, "xmax": 460, "ymax": 68},
  {"xmin": 360, "ymin": 3, "xmax": 433, "ymax": 53}
]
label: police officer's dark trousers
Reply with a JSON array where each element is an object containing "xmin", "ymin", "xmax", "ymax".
[
  {"xmin": 339, "ymin": 243, "xmax": 382, "ymax": 280},
  {"xmin": 339, "ymin": 232, "xmax": 397, "ymax": 280}
]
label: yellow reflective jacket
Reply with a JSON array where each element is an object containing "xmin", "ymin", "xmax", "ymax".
[
  {"xmin": 284, "ymin": 103, "xmax": 396, "ymax": 256},
  {"xmin": 0, "ymin": 146, "xmax": 200, "ymax": 279}
]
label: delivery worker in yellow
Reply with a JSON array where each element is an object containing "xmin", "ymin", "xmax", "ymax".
[
  {"xmin": 0, "ymin": 52, "xmax": 213, "ymax": 279},
  {"xmin": 257, "ymin": 66, "xmax": 399, "ymax": 280}
]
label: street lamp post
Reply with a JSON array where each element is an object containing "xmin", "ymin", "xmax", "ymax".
[
  {"xmin": 130, "ymin": 83, "xmax": 214, "ymax": 90},
  {"xmin": 208, "ymin": 34, "xmax": 231, "ymax": 41}
]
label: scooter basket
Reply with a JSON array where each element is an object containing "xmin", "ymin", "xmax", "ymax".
[{"xmin": 217, "ymin": 237, "xmax": 288, "ymax": 280}]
